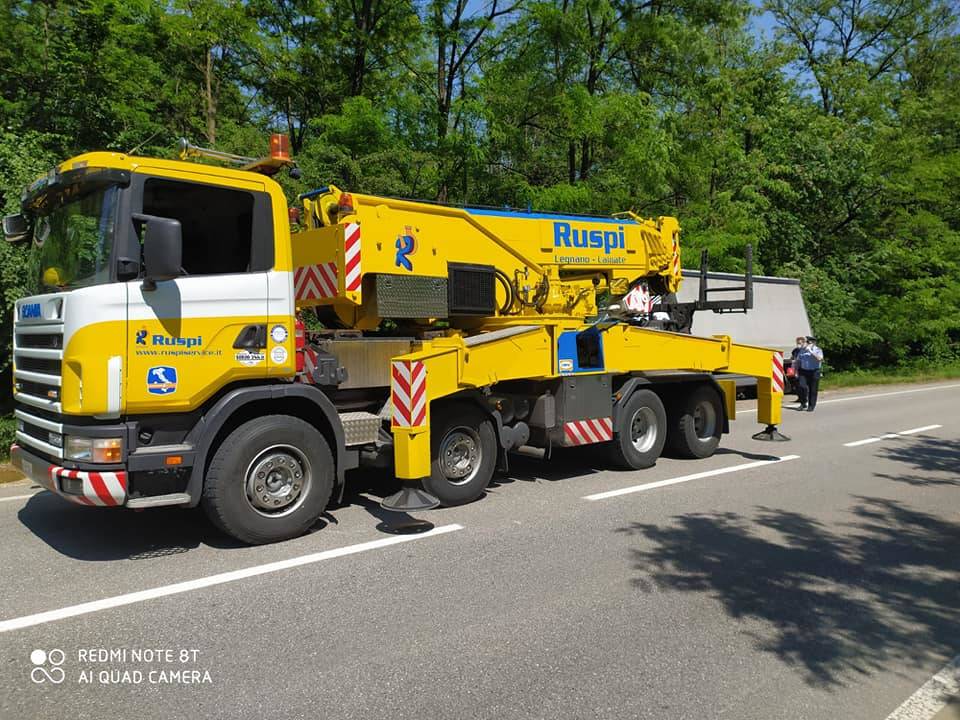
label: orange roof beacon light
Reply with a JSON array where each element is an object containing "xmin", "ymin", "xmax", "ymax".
[
  {"xmin": 338, "ymin": 192, "xmax": 355, "ymax": 215},
  {"xmin": 270, "ymin": 133, "xmax": 291, "ymax": 162},
  {"xmin": 178, "ymin": 135, "xmax": 297, "ymax": 177}
]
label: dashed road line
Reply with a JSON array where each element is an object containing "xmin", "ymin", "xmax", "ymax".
[
  {"xmin": 885, "ymin": 655, "xmax": 960, "ymax": 720},
  {"xmin": 0, "ymin": 523, "xmax": 464, "ymax": 633},
  {"xmin": 582, "ymin": 455, "xmax": 801, "ymax": 501},
  {"xmin": 899, "ymin": 424, "xmax": 944, "ymax": 435},
  {"xmin": 844, "ymin": 424, "xmax": 943, "ymax": 448}
]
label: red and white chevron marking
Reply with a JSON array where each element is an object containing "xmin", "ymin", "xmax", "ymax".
[
  {"xmin": 344, "ymin": 222, "xmax": 361, "ymax": 292},
  {"xmin": 49, "ymin": 466, "xmax": 127, "ymax": 507},
  {"xmin": 298, "ymin": 345, "xmax": 319, "ymax": 384},
  {"xmin": 772, "ymin": 351, "xmax": 785, "ymax": 393},
  {"xmin": 622, "ymin": 283, "xmax": 652, "ymax": 314},
  {"xmin": 294, "ymin": 262, "xmax": 338, "ymax": 301},
  {"xmin": 671, "ymin": 231, "xmax": 681, "ymax": 276},
  {"xmin": 392, "ymin": 360, "xmax": 426, "ymax": 427},
  {"xmin": 563, "ymin": 417, "xmax": 614, "ymax": 446}
]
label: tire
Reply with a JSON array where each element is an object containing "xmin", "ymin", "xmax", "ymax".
[
  {"xmin": 609, "ymin": 389, "xmax": 668, "ymax": 469},
  {"xmin": 422, "ymin": 403, "xmax": 497, "ymax": 506},
  {"xmin": 201, "ymin": 415, "xmax": 334, "ymax": 544},
  {"xmin": 667, "ymin": 384, "xmax": 723, "ymax": 459}
]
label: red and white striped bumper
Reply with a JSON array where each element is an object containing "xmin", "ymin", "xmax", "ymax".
[
  {"xmin": 562, "ymin": 418, "xmax": 614, "ymax": 446},
  {"xmin": 10, "ymin": 445, "xmax": 128, "ymax": 507}
]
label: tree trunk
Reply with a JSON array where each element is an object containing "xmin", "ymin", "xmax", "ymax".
[
  {"xmin": 350, "ymin": 0, "xmax": 373, "ymax": 95},
  {"xmin": 579, "ymin": 137, "xmax": 591, "ymax": 180},
  {"xmin": 204, "ymin": 47, "xmax": 216, "ymax": 145}
]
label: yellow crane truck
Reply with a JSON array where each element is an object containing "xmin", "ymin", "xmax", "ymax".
[{"xmin": 5, "ymin": 136, "xmax": 787, "ymax": 544}]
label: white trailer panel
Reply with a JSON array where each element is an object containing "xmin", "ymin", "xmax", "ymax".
[{"xmin": 678, "ymin": 271, "xmax": 811, "ymax": 355}]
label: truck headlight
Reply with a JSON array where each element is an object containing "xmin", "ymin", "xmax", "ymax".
[{"xmin": 64, "ymin": 436, "xmax": 123, "ymax": 463}]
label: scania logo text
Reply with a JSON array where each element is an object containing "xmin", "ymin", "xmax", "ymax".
[{"xmin": 19, "ymin": 303, "xmax": 42, "ymax": 319}]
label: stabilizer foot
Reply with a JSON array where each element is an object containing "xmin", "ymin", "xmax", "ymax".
[
  {"xmin": 752, "ymin": 424, "xmax": 791, "ymax": 442},
  {"xmin": 380, "ymin": 485, "xmax": 440, "ymax": 512}
]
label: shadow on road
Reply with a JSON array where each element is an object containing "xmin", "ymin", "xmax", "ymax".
[
  {"xmin": 713, "ymin": 447, "xmax": 784, "ymax": 462},
  {"xmin": 617, "ymin": 497, "xmax": 960, "ymax": 687},
  {"xmin": 498, "ymin": 448, "xmax": 605, "ymax": 485},
  {"xmin": 874, "ymin": 437, "xmax": 960, "ymax": 487},
  {"xmin": 17, "ymin": 493, "xmax": 291, "ymax": 560}
]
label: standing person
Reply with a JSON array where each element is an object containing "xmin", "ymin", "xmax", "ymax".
[
  {"xmin": 791, "ymin": 336, "xmax": 806, "ymax": 408},
  {"xmin": 797, "ymin": 336, "xmax": 824, "ymax": 412}
]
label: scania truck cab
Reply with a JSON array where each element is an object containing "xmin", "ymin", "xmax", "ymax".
[{"xmin": 7, "ymin": 150, "xmax": 344, "ymax": 541}]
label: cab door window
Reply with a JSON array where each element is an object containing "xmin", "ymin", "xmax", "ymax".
[{"xmin": 141, "ymin": 178, "xmax": 273, "ymax": 274}]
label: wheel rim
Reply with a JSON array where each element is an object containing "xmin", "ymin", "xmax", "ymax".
[
  {"xmin": 244, "ymin": 444, "xmax": 312, "ymax": 518},
  {"xmin": 439, "ymin": 427, "xmax": 482, "ymax": 485},
  {"xmin": 629, "ymin": 406, "xmax": 659, "ymax": 453},
  {"xmin": 693, "ymin": 400, "xmax": 718, "ymax": 439}
]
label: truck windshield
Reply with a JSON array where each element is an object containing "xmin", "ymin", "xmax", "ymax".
[{"xmin": 33, "ymin": 185, "xmax": 119, "ymax": 291}]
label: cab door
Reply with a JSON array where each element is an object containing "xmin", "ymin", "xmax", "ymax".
[{"xmin": 125, "ymin": 173, "xmax": 275, "ymax": 413}]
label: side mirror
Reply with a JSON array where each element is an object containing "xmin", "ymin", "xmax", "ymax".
[
  {"xmin": 3, "ymin": 213, "xmax": 30, "ymax": 242},
  {"xmin": 134, "ymin": 213, "xmax": 182, "ymax": 290}
]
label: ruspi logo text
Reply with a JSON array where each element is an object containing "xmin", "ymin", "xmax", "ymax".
[
  {"xmin": 553, "ymin": 222, "xmax": 625, "ymax": 253},
  {"xmin": 136, "ymin": 330, "xmax": 202, "ymax": 348}
]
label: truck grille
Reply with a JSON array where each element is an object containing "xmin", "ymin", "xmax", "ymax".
[
  {"xmin": 13, "ymin": 319, "xmax": 65, "ymax": 459},
  {"xmin": 15, "ymin": 332, "xmax": 63, "ymax": 349},
  {"xmin": 15, "ymin": 356, "xmax": 62, "ymax": 375}
]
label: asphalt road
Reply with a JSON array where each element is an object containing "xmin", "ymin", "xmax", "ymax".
[{"xmin": 1, "ymin": 381, "xmax": 958, "ymax": 720}]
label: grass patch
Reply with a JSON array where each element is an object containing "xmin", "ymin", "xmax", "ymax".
[
  {"xmin": 821, "ymin": 362, "xmax": 960, "ymax": 389},
  {"xmin": 0, "ymin": 415, "xmax": 14, "ymax": 463},
  {"xmin": 0, "ymin": 464, "xmax": 24, "ymax": 484}
]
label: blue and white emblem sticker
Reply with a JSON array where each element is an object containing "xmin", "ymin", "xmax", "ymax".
[
  {"xmin": 147, "ymin": 366, "xmax": 178, "ymax": 395},
  {"xmin": 270, "ymin": 324, "xmax": 288, "ymax": 343}
]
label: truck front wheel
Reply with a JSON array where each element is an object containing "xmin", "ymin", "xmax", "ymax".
[
  {"xmin": 201, "ymin": 415, "xmax": 334, "ymax": 544},
  {"xmin": 422, "ymin": 403, "xmax": 496, "ymax": 506}
]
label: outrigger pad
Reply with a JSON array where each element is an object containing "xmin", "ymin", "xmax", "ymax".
[
  {"xmin": 752, "ymin": 424, "xmax": 791, "ymax": 442},
  {"xmin": 380, "ymin": 485, "xmax": 440, "ymax": 512}
]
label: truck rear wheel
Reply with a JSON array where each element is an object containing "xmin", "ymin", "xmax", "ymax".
[
  {"xmin": 201, "ymin": 415, "xmax": 334, "ymax": 545},
  {"xmin": 668, "ymin": 385, "xmax": 723, "ymax": 459},
  {"xmin": 609, "ymin": 389, "xmax": 667, "ymax": 469},
  {"xmin": 423, "ymin": 403, "xmax": 496, "ymax": 506}
]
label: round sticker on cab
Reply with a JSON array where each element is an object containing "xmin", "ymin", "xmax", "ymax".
[
  {"xmin": 270, "ymin": 345, "xmax": 288, "ymax": 364},
  {"xmin": 271, "ymin": 324, "xmax": 288, "ymax": 344}
]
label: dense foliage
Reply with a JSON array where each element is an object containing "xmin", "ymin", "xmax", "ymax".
[{"xmin": 1, "ymin": 0, "xmax": 958, "ymax": 378}]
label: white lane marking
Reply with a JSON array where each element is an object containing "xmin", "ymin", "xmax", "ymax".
[
  {"xmin": 0, "ymin": 523, "xmax": 464, "ymax": 633},
  {"xmin": 844, "ymin": 434, "xmax": 899, "ymax": 447},
  {"xmin": 583, "ymin": 455, "xmax": 801, "ymax": 501},
  {"xmin": 0, "ymin": 492, "xmax": 42, "ymax": 503},
  {"xmin": 844, "ymin": 424, "xmax": 943, "ymax": 447},
  {"xmin": 739, "ymin": 383, "xmax": 960, "ymax": 414},
  {"xmin": 885, "ymin": 654, "xmax": 960, "ymax": 720},
  {"xmin": 899, "ymin": 424, "xmax": 944, "ymax": 435}
]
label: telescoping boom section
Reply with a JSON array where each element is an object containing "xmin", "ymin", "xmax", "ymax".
[{"xmin": 292, "ymin": 186, "xmax": 786, "ymax": 508}]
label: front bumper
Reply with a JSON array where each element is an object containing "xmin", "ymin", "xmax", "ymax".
[{"xmin": 10, "ymin": 444, "xmax": 128, "ymax": 507}]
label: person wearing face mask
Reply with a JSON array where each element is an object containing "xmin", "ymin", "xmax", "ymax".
[
  {"xmin": 796, "ymin": 336, "xmax": 824, "ymax": 411},
  {"xmin": 789, "ymin": 336, "xmax": 805, "ymax": 402}
]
